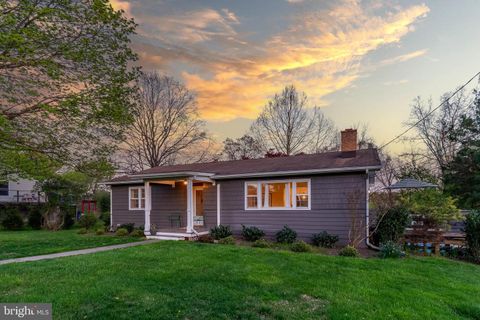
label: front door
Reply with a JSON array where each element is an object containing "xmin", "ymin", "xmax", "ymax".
[{"xmin": 193, "ymin": 189, "xmax": 204, "ymax": 226}]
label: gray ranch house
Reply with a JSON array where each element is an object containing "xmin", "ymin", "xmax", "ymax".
[{"xmin": 105, "ymin": 129, "xmax": 382, "ymax": 246}]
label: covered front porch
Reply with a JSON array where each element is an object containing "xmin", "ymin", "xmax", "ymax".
[{"xmin": 141, "ymin": 173, "xmax": 220, "ymax": 240}]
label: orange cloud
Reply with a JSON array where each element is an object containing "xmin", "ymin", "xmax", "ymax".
[
  {"xmin": 109, "ymin": 0, "xmax": 131, "ymax": 16},
  {"xmin": 131, "ymin": 1, "xmax": 430, "ymax": 121}
]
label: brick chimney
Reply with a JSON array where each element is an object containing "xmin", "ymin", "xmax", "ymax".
[{"xmin": 340, "ymin": 128, "xmax": 357, "ymax": 152}]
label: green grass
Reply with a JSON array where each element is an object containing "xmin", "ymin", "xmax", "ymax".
[
  {"xmin": 0, "ymin": 229, "xmax": 142, "ymax": 260},
  {"xmin": 1, "ymin": 241, "xmax": 479, "ymax": 319}
]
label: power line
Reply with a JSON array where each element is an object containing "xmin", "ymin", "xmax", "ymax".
[{"xmin": 379, "ymin": 71, "xmax": 480, "ymax": 150}]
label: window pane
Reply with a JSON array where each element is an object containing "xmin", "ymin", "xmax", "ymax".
[
  {"xmin": 296, "ymin": 195, "xmax": 308, "ymax": 207},
  {"xmin": 268, "ymin": 183, "xmax": 286, "ymax": 207},
  {"xmin": 131, "ymin": 189, "xmax": 139, "ymax": 199},
  {"xmin": 247, "ymin": 197, "xmax": 257, "ymax": 208},
  {"xmin": 140, "ymin": 188, "xmax": 145, "ymax": 199},
  {"xmin": 296, "ymin": 182, "xmax": 308, "ymax": 195},
  {"xmin": 247, "ymin": 184, "xmax": 257, "ymax": 196},
  {"xmin": 140, "ymin": 198, "xmax": 145, "ymax": 209},
  {"xmin": 130, "ymin": 199, "xmax": 139, "ymax": 209}
]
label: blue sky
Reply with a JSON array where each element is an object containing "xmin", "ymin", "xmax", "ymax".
[{"xmin": 111, "ymin": 0, "xmax": 480, "ymax": 153}]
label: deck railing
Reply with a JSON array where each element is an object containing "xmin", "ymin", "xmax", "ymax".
[{"xmin": 0, "ymin": 190, "xmax": 46, "ymax": 203}]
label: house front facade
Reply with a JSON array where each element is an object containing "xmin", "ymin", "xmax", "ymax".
[
  {"xmin": 0, "ymin": 175, "xmax": 45, "ymax": 204},
  {"xmin": 105, "ymin": 129, "xmax": 382, "ymax": 246}
]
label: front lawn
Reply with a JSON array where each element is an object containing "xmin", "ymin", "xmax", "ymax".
[
  {"xmin": 1, "ymin": 241, "xmax": 479, "ymax": 319},
  {"xmin": 0, "ymin": 229, "xmax": 143, "ymax": 260}
]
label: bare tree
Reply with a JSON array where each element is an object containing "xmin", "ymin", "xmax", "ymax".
[
  {"xmin": 251, "ymin": 85, "xmax": 336, "ymax": 155},
  {"xmin": 407, "ymin": 89, "xmax": 474, "ymax": 174},
  {"xmin": 122, "ymin": 72, "xmax": 207, "ymax": 172},
  {"xmin": 222, "ymin": 135, "xmax": 263, "ymax": 160}
]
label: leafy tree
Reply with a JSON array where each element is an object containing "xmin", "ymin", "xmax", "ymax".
[
  {"xmin": 0, "ymin": 0, "xmax": 138, "ymax": 179},
  {"xmin": 122, "ymin": 72, "xmax": 207, "ymax": 172},
  {"xmin": 251, "ymin": 85, "xmax": 336, "ymax": 155},
  {"xmin": 39, "ymin": 171, "xmax": 92, "ymax": 230},
  {"xmin": 444, "ymin": 91, "xmax": 480, "ymax": 208},
  {"xmin": 401, "ymin": 189, "xmax": 461, "ymax": 229},
  {"xmin": 222, "ymin": 135, "xmax": 262, "ymax": 160}
]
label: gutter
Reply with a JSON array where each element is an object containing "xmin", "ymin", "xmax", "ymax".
[
  {"xmin": 213, "ymin": 165, "xmax": 382, "ymax": 180},
  {"xmin": 365, "ymin": 169, "xmax": 380, "ymax": 250}
]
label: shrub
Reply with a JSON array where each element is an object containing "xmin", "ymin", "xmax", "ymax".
[
  {"xmin": 252, "ymin": 239, "xmax": 271, "ymax": 248},
  {"xmin": 338, "ymin": 245, "xmax": 359, "ymax": 257},
  {"xmin": 276, "ymin": 225, "xmax": 297, "ymax": 244},
  {"xmin": 99, "ymin": 212, "xmax": 110, "ymax": 229},
  {"xmin": 465, "ymin": 210, "xmax": 480, "ymax": 262},
  {"xmin": 1, "ymin": 207, "xmax": 24, "ymax": 230},
  {"xmin": 115, "ymin": 228, "xmax": 129, "ymax": 236},
  {"xmin": 198, "ymin": 234, "xmax": 214, "ymax": 243},
  {"xmin": 130, "ymin": 229, "xmax": 145, "ymax": 237},
  {"xmin": 78, "ymin": 214, "xmax": 97, "ymax": 230},
  {"xmin": 95, "ymin": 228, "xmax": 105, "ymax": 235},
  {"xmin": 311, "ymin": 231, "xmax": 339, "ymax": 248},
  {"xmin": 241, "ymin": 225, "xmax": 265, "ymax": 241},
  {"xmin": 28, "ymin": 206, "xmax": 43, "ymax": 230},
  {"xmin": 77, "ymin": 228, "xmax": 88, "ymax": 234},
  {"xmin": 290, "ymin": 240, "xmax": 312, "ymax": 253},
  {"xmin": 119, "ymin": 223, "xmax": 135, "ymax": 234},
  {"xmin": 378, "ymin": 241, "xmax": 403, "ymax": 259},
  {"xmin": 373, "ymin": 205, "xmax": 410, "ymax": 245},
  {"xmin": 62, "ymin": 206, "xmax": 75, "ymax": 230},
  {"xmin": 218, "ymin": 235, "xmax": 235, "ymax": 245},
  {"xmin": 210, "ymin": 225, "xmax": 232, "ymax": 240},
  {"xmin": 401, "ymin": 189, "xmax": 460, "ymax": 229}
]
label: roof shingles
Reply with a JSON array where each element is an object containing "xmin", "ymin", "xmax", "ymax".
[{"xmin": 108, "ymin": 148, "xmax": 381, "ymax": 183}]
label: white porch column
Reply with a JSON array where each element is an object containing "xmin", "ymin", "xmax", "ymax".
[
  {"xmin": 144, "ymin": 181, "xmax": 151, "ymax": 235},
  {"xmin": 216, "ymin": 183, "xmax": 221, "ymax": 226},
  {"xmin": 186, "ymin": 178, "xmax": 194, "ymax": 233}
]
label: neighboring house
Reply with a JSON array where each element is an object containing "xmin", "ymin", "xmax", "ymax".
[
  {"xmin": 105, "ymin": 129, "xmax": 382, "ymax": 246},
  {"xmin": 0, "ymin": 175, "xmax": 45, "ymax": 203}
]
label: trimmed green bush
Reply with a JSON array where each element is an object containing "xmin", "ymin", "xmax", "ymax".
[
  {"xmin": 312, "ymin": 231, "xmax": 339, "ymax": 248},
  {"xmin": 78, "ymin": 214, "xmax": 97, "ymax": 230},
  {"xmin": 210, "ymin": 225, "xmax": 232, "ymax": 240},
  {"xmin": 130, "ymin": 229, "xmax": 145, "ymax": 237},
  {"xmin": 290, "ymin": 240, "xmax": 312, "ymax": 253},
  {"xmin": 379, "ymin": 241, "xmax": 403, "ymax": 259},
  {"xmin": 339, "ymin": 245, "xmax": 359, "ymax": 257},
  {"xmin": 241, "ymin": 225, "xmax": 265, "ymax": 241},
  {"xmin": 115, "ymin": 228, "xmax": 129, "ymax": 236},
  {"xmin": 218, "ymin": 235, "xmax": 236, "ymax": 245},
  {"xmin": 1, "ymin": 207, "xmax": 24, "ymax": 230},
  {"xmin": 119, "ymin": 223, "xmax": 135, "ymax": 234},
  {"xmin": 95, "ymin": 228, "xmax": 105, "ymax": 235},
  {"xmin": 276, "ymin": 225, "xmax": 297, "ymax": 244},
  {"xmin": 465, "ymin": 211, "xmax": 480, "ymax": 262},
  {"xmin": 77, "ymin": 228, "xmax": 88, "ymax": 234},
  {"xmin": 252, "ymin": 239, "xmax": 271, "ymax": 248}
]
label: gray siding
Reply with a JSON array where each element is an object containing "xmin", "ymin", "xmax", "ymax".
[
  {"xmin": 112, "ymin": 182, "xmax": 218, "ymax": 229},
  {"xmin": 111, "ymin": 173, "xmax": 367, "ymax": 246},
  {"xmin": 111, "ymin": 184, "xmax": 145, "ymax": 227},
  {"xmin": 218, "ymin": 173, "xmax": 367, "ymax": 246}
]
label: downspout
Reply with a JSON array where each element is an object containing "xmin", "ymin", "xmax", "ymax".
[{"xmin": 365, "ymin": 169, "xmax": 380, "ymax": 250}]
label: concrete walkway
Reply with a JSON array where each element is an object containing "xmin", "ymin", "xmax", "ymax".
[{"xmin": 0, "ymin": 240, "xmax": 161, "ymax": 266}]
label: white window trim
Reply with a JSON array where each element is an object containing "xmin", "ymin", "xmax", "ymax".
[
  {"xmin": 129, "ymin": 186, "xmax": 145, "ymax": 211},
  {"xmin": 244, "ymin": 179, "xmax": 311, "ymax": 211}
]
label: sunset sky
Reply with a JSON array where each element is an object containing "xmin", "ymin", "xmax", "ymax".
[{"xmin": 111, "ymin": 0, "xmax": 480, "ymax": 154}]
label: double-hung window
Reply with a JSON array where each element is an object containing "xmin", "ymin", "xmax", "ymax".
[
  {"xmin": 129, "ymin": 187, "xmax": 145, "ymax": 210},
  {"xmin": 245, "ymin": 179, "xmax": 311, "ymax": 210}
]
